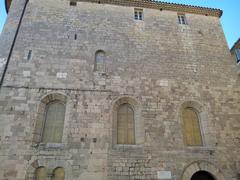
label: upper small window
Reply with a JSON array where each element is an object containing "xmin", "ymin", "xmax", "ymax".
[
  {"xmin": 178, "ymin": 14, "xmax": 187, "ymax": 25},
  {"xmin": 94, "ymin": 50, "xmax": 106, "ymax": 72},
  {"xmin": 235, "ymin": 49, "xmax": 240, "ymax": 63},
  {"xmin": 70, "ymin": 1, "xmax": 77, "ymax": 6},
  {"xmin": 134, "ymin": 9, "xmax": 143, "ymax": 20}
]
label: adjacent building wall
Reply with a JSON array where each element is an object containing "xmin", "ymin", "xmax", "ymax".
[
  {"xmin": 0, "ymin": 0, "xmax": 27, "ymax": 81},
  {"xmin": 0, "ymin": 0, "xmax": 239, "ymax": 179}
]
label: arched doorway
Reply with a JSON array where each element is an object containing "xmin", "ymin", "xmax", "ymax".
[
  {"xmin": 181, "ymin": 161, "xmax": 225, "ymax": 180},
  {"xmin": 191, "ymin": 171, "xmax": 215, "ymax": 180}
]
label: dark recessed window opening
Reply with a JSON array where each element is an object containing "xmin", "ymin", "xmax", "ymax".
[
  {"xmin": 235, "ymin": 49, "xmax": 240, "ymax": 63},
  {"xmin": 27, "ymin": 50, "xmax": 32, "ymax": 60},
  {"xmin": 134, "ymin": 9, "xmax": 143, "ymax": 20},
  {"xmin": 70, "ymin": 1, "xmax": 77, "ymax": 6},
  {"xmin": 74, "ymin": 34, "xmax": 77, "ymax": 40},
  {"xmin": 178, "ymin": 14, "xmax": 187, "ymax": 25},
  {"xmin": 94, "ymin": 50, "xmax": 106, "ymax": 72},
  {"xmin": 191, "ymin": 171, "xmax": 215, "ymax": 180}
]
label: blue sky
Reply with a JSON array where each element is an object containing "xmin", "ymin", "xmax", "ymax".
[{"xmin": 0, "ymin": 0, "xmax": 239, "ymax": 48}]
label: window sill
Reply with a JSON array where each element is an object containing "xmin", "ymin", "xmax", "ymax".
[
  {"xmin": 134, "ymin": 20, "xmax": 144, "ymax": 23},
  {"xmin": 184, "ymin": 146, "xmax": 216, "ymax": 154},
  {"xmin": 113, "ymin": 144, "xmax": 143, "ymax": 150},
  {"xmin": 37, "ymin": 143, "xmax": 65, "ymax": 150}
]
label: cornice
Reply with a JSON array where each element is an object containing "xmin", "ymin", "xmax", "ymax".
[
  {"xmin": 77, "ymin": 0, "xmax": 222, "ymax": 17},
  {"xmin": 5, "ymin": 0, "xmax": 222, "ymax": 18}
]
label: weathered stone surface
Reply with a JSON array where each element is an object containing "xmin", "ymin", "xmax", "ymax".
[{"xmin": 0, "ymin": 0, "xmax": 239, "ymax": 179}]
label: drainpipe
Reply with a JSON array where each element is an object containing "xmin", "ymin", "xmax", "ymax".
[{"xmin": 0, "ymin": 0, "xmax": 29, "ymax": 90}]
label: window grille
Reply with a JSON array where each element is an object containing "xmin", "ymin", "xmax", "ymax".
[
  {"xmin": 134, "ymin": 9, "xmax": 143, "ymax": 20},
  {"xmin": 178, "ymin": 14, "xmax": 187, "ymax": 25}
]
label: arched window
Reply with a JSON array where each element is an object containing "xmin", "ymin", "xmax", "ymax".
[
  {"xmin": 117, "ymin": 103, "xmax": 135, "ymax": 144},
  {"xmin": 94, "ymin": 50, "xmax": 106, "ymax": 72},
  {"xmin": 41, "ymin": 101, "xmax": 66, "ymax": 143},
  {"xmin": 182, "ymin": 107, "xmax": 203, "ymax": 146},
  {"xmin": 52, "ymin": 167, "xmax": 65, "ymax": 180},
  {"xmin": 35, "ymin": 167, "xmax": 47, "ymax": 180}
]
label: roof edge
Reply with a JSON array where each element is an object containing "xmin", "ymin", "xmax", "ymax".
[
  {"xmin": 5, "ymin": 0, "xmax": 223, "ymax": 18},
  {"xmin": 77, "ymin": 0, "xmax": 223, "ymax": 18},
  {"xmin": 230, "ymin": 38, "xmax": 240, "ymax": 52}
]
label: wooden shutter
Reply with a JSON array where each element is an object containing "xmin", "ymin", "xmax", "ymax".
[
  {"xmin": 42, "ymin": 101, "xmax": 65, "ymax": 143},
  {"xmin": 35, "ymin": 167, "xmax": 47, "ymax": 180},
  {"xmin": 183, "ymin": 107, "xmax": 203, "ymax": 146},
  {"xmin": 117, "ymin": 103, "xmax": 135, "ymax": 144},
  {"xmin": 52, "ymin": 168, "xmax": 65, "ymax": 180}
]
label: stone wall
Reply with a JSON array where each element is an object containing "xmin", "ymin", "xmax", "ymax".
[{"xmin": 0, "ymin": 0, "xmax": 239, "ymax": 179}]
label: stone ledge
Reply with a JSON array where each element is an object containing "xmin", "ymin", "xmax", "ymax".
[
  {"xmin": 184, "ymin": 146, "xmax": 216, "ymax": 155},
  {"xmin": 37, "ymin": 143, "xmax": 65, "ymax": 150},
  {"xmin": 113, "ymin": 144, "xmax": 144, "ymax": 151}
]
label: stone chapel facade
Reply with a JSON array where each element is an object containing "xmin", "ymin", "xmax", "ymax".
[{"xmin": 0, "ymin": 0, "xmax": 239, "ymax": 179}]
